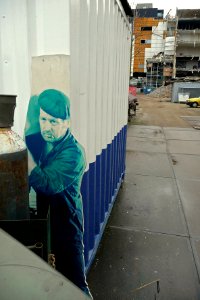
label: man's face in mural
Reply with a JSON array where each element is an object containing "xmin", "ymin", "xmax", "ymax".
[{"xmin": 39, "ymin": 108, "xmax": 70, "ymax": 143}]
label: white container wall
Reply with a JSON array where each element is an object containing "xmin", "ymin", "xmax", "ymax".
[
  {"xmin": 0, "ymin": 0, "xmax": 131, "ymax": 268},
  {"xmin": 70, "ymin": 0, "xmax": 131, "ymax": 265},
  {"xmin": 0, "ymin": 0, "xmax": 31, "ymax": 137}
]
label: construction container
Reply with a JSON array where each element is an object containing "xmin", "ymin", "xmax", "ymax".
[
  {"xmin": 70, "ymin": 0, "xmax": 131, "ymax": 267},
  {"xmin": 0, "ymin": 0, "xmax": 131, "ymax": 269},
  {"xmin": 172, "ymin": 82, "xmax": 200, "ymax": 102}
]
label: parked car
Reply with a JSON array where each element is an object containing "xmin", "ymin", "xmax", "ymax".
[{"xmin": 186, "ymin": 97, "xmax": 200, "ymax": 108}]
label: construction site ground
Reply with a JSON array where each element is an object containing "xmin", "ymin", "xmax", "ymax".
[
  {"xmin": 131, "ymin": 93, "xmax": 200, "ymax": 128},
  {"xmin": 88, "ymin": 93, "xmax": 200, "ymax": 299}
]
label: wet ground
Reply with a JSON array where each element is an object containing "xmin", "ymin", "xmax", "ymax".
[{"xmin": 87, "ymin": 96, "xmax": 200, "ymax": 300}]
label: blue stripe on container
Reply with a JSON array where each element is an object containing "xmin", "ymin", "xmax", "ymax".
[
  {"xmin": 113, "ymin": 134, "xmax": 119, "ymax": 191},
  {"xmin": 108, "ymin": 143, "xmax": 113, "ymax": 206},
  {"xmin": 95, "ymin": 154, "xmax": 101, "ymax": 235},
  {"xmin": 100, "ymin": 148, "xmax": 106, "ymax": 223},
  {"xmin": 112, "ymin": 136, "xmax": 116, "ymax": 196},
  {"xmin": 81, "ymin": 125, "xmax": 127, "ymax": 270},
  {"xmin": 81, "ymin": 170, "xmax": 89, "ymax": 265},
  {"xmin": 123, "ymin": 125, "xmax": 127, "ymax": 176},
  {"xmin": 120, "ymin": 128, "xmax": 124, "ymax": 176},
  {"xmin": 106, "ymin": 143, "xmax": 112, "ymax": 211},
  {"xmin": 88, "ymin": 162, "xmax": 96, "ymax": 250},
  {"xmin": 117, "ymin": 133, "xmax": 120, "ymax": 188}
]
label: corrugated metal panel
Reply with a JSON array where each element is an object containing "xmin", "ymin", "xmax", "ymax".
[
  {"xmin": 0, "ymin": 0, "xmax": 131, "ymax": 269},
  {"xmin": 0, "ymin": 0, "xmax": 31, "ymax": 137},
  {"xmin": 70, "ymin": 0, "xmax": 131, "ymax": 267}
]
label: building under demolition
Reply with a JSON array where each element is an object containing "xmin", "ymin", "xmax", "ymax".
[
  {"xmin": 131, "ymin": 4, "xmax": 164, "ymax": 78},
  {"xmin": 131, "ymin": 6, "xmax": 200, "ymax": 89},
  {"xmin": 176, "ymin": 9, "xmax": 200, "ymax": 77},
  {"xmin": 146, "ymin": 16, "xmax": 177, "ymax": 88}
]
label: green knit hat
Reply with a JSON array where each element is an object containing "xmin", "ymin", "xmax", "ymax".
[{"xmin": 38, "ymin": 89, "xmax": 70, "ymax": 120}]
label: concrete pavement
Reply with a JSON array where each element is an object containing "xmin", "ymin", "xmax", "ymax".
[{"xmin": 88, "ymin": 125, "xmax": 200, "ymax": 300}]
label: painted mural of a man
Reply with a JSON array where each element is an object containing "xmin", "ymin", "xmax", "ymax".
[{"xmin": 26, "ymin": 89, "xmax": 92, "ymax": 298}]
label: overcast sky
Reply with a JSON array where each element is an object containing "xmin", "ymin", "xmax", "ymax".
[{"xmin": 128, "ymin": 0, "xmax": 200, "ymax": 16}]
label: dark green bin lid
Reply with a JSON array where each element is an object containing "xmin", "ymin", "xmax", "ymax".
[{"xmin": 0, "ymin": 95, "xmax": 16, "ymax": 128}]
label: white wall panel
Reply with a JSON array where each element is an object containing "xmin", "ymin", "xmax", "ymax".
[
  {"xmin": 88, "ymin": 0, "xmax": 98, "ymax": 163},
  {"xmin": 0, "ymin": 0, "xmax": 131, "ymax": 161},
  {"xmin": 94, "ymin": 0, "xmax": 104, "ymax": 155},
  {"xmin": 70, "ymin": 0, "xmax": 81, "ymax": 141},
  {"xmin": 113, "ymin": 7, "xmax": 120, "ymax": 137},
  {"xmin": 111, "ymin": 3, "xmax": 118, "ymax": 140},
  {"xmin": 27, "ymin": 0, "xmax": 70, "ymax": 56},
  {"xmin": 107, "ymin": 0, "xmax": 114, "ymax": 145},
  {"xmin": 102, "ymin": 0, "xmax": 110, "ymax": 149},
  {"xmin": 78, "ymin": 0, "xmax": 89, "ymax": 161},
  {"xmin": 0, "ymin": 0, "xmax": 31, "ymax": 137}
]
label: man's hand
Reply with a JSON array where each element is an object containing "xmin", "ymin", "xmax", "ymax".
[{"xmin": 28, "ymin": 150, "xmax": 37, "ymax": 175}]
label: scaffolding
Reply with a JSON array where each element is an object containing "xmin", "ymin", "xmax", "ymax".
[
  {"xmin": 146, "ymin": 58, "xmax": 173, "ymax": 88},
  {"xmin": 146, "ymin": 15, "xmax": 177, "ymax": 88}
]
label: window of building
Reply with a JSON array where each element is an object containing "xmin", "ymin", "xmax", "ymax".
[
  {"xmin": 141, "ymin": 40, "xmax": 151, "ymax": 44},
  {"xmin": 138, "ymin": 64, "xmax": 144, "ymax": 69},
  {"xmin": 141, "ymin": 26, "xmax": 152, "ymax": 31},
  {"xmin": 157, "ymin": 12, "xmax": 163, "ymax": 18}
]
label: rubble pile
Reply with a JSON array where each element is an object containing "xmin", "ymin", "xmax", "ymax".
[{"xmin": 149, "ymin": 84, "xmax": 172, "ymax": 100}]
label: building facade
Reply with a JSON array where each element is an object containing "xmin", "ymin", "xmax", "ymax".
[
  {"xmin": 131, "ymin": 7, "xmax": 200, "ymax": 89},
  {"xmin": 176, "ymin": 9, "xmax": 200, "ymax": 77},
  {"xmin": 146, "ymin": 17, "xmax": 177, "ymax": 88},
  {"xmin": 131, "ymin": 6, "xmax": 164, "ymax": 77}
]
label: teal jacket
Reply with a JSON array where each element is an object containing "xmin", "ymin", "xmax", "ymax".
[{"xmin": 27, "ymin": 130, "xmax": 86, "ymax": 250}]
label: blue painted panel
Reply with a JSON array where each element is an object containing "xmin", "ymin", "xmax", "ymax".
[
  {"xmin": 100, "ymin": 149, "xmax": 106, "ymax": 223},
  {"xmin": 81, "ymin": 125, "xmax": 127, "ymax": 268},
  {"xmin": 88, "ymin": 162, "xmax": 96, "ymax": 250},
  {"xmin": 118, "ymin": 129, "xmax": 122, "ymax": 179},
  {"xmin": 81, "ymin": 171, "xmax": 89, "ymax": 264},
  {"xmin": 123, "ymin": 125, "xmax": 127, "ymax": 176},
  {"xmin": 116, "ymin": 133, "xmax": 119, "ymax": 184},
  {"xmin": 112, "ymin": 135, "xmax": 117, "ymax": 196},
  {"xmin": 111, "ymin": 138, "xmax": 114, "ymax": 196},
  {"xmin": 120, "ymin": 126, "xmax": 125, "ymax": 178},
  {"xmin": 108, "ymin": 143, "xmax": 113, "ymax": 205},
  {"xmin": 110, "ymin": 139, "xmax": 114, "ymax": 197},
  {"xmin": 95, "ymin": 154, "xmax": 101, "ymax": 235},
  {"xmin": 106, "ymin": 143, "xmax": 112, "ymax": 210},
  {"xmin": 114, "ymin": 135, "xmax": 118, "ymax": 191}
]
